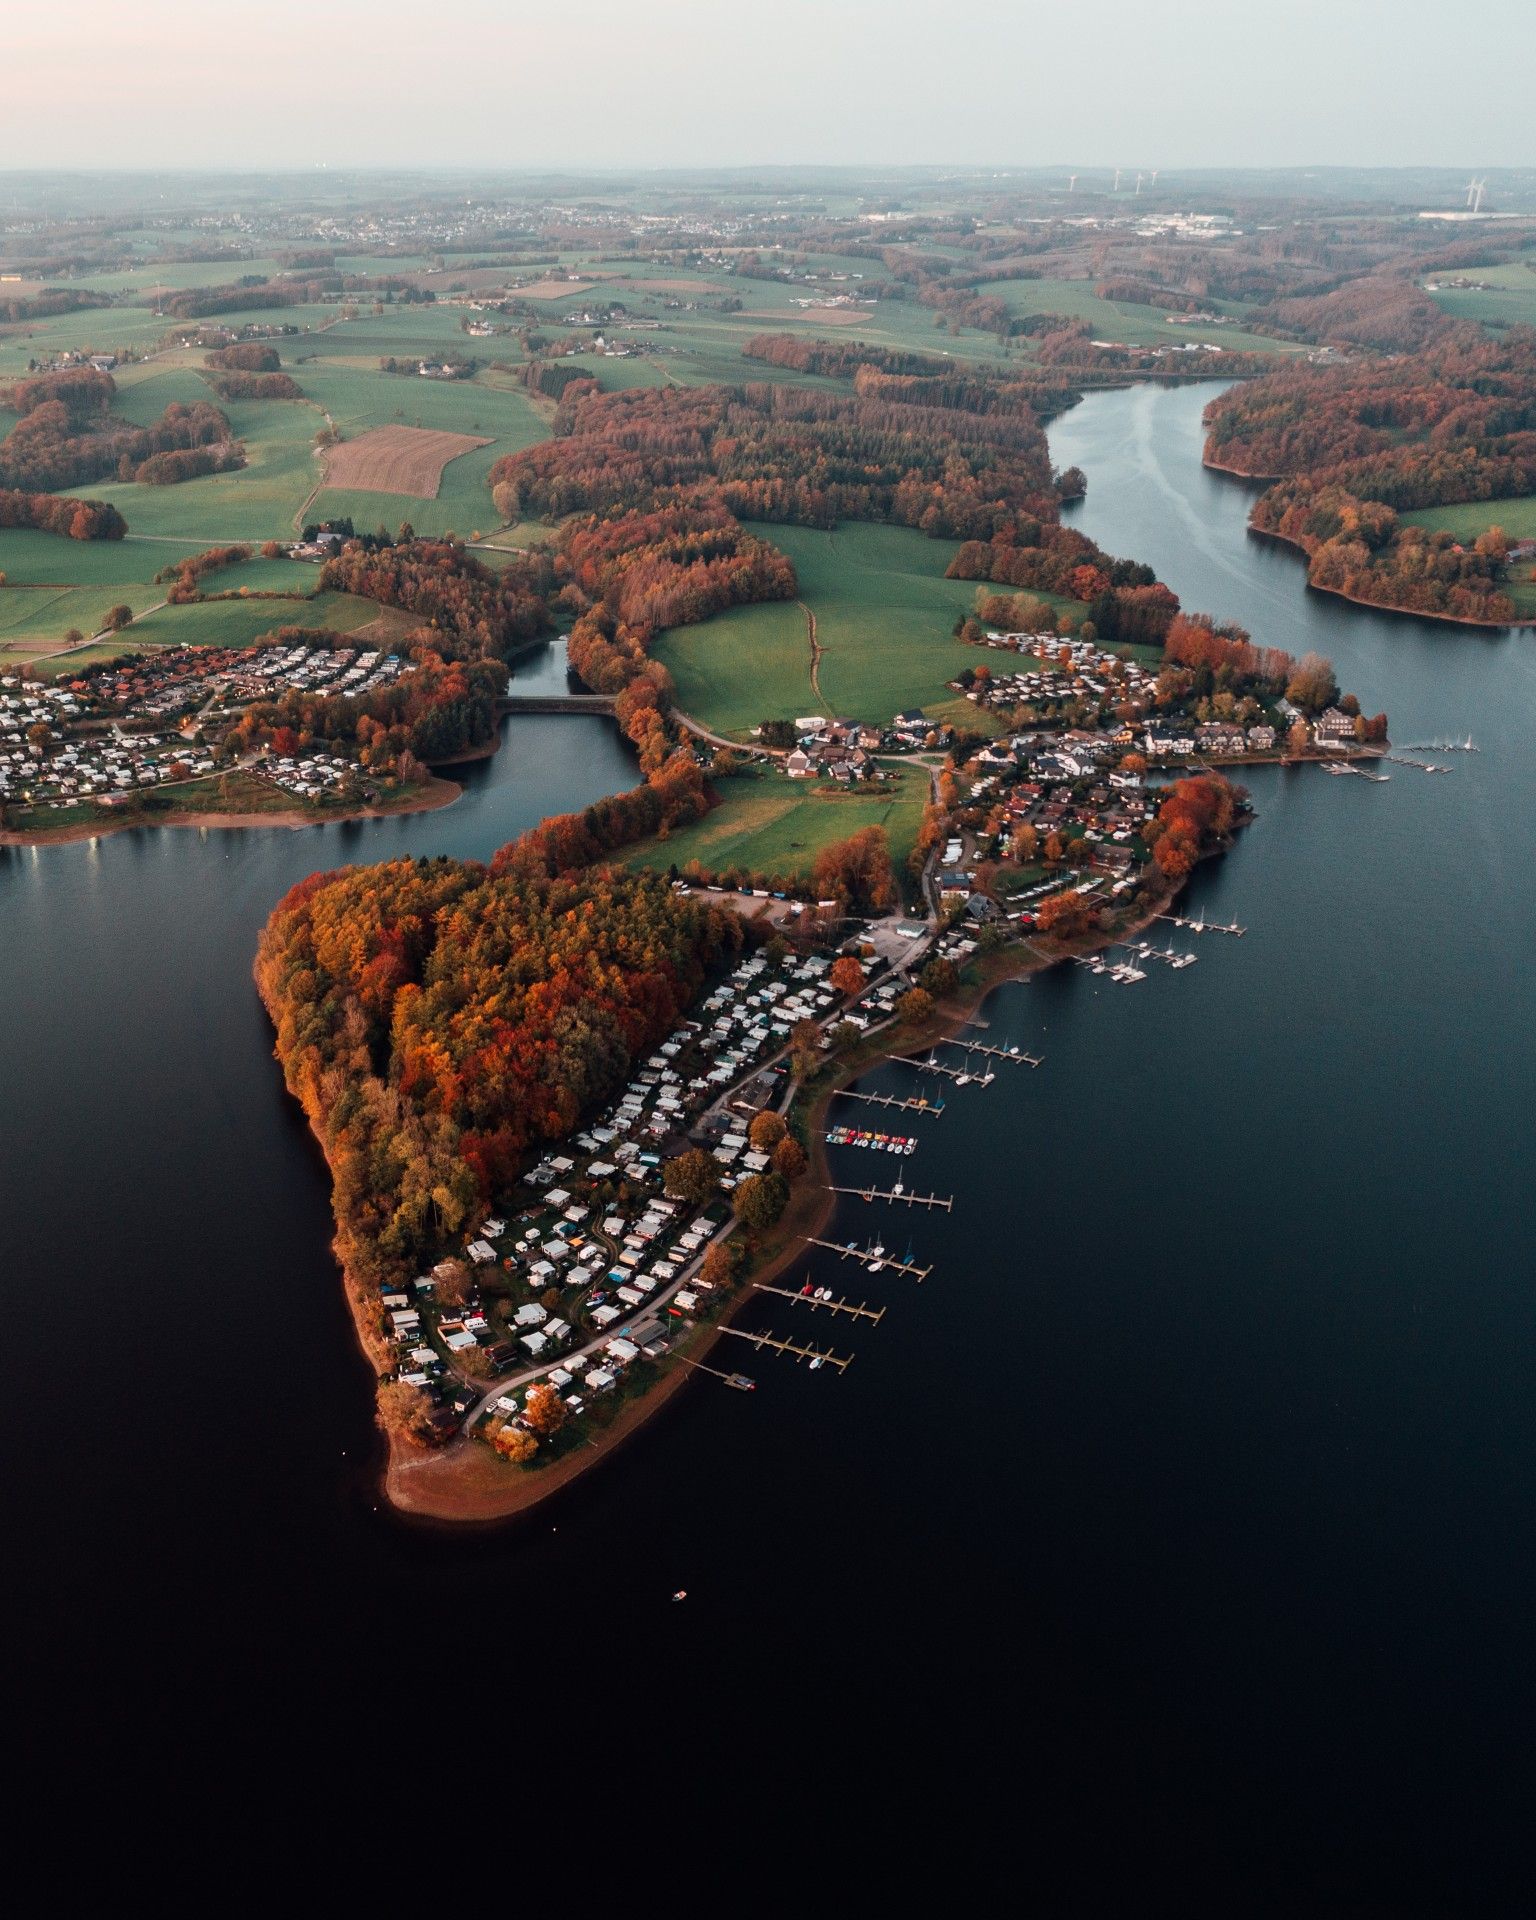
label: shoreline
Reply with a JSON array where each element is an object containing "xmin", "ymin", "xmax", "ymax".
[
  {"xmin": 1247, "ymin": 521, "xmax": 1536, "ymax": 630},
  {"xmin": 0, "ymin": 770, "xmax": 465, "ymax": 849},
  {"xmin": 371, "ymin": 864, "xmax": 1212, "ymax": 1525}
]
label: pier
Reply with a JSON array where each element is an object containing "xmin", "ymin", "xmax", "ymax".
[
  {"xmin": 1400, "ymin": 737, "xmax": 1478, "ymax": 753},
  {"xmin": 833, "ymin": 1087, "xmax": 946, "ymax": 1116},
  {"xmin": 1383, "ymin": 753, "xmax": 1450, "ymax": 774},
  {"xmin": 804, "ymin": 1235, "xmax": 933, "ymax": 1281},
  {"xmin": 1322, "ymin": 761, "xmax": 1390, "ymax": 782},
  {"xmin": 936, "ymin": 1036, "xmax": 1041, "ymax": 1068},
  {"xmin": 1158, "ymin": 912, "xmax": 1246, "ymax": 936},
  {"xmin": 828, "ymin": 1184, "xmax": 953, "ymax": 1211},
  {"xmin": 752, "ymin": 1283, "xmax": 887, "ymax": 1323},
  {"xmin": 892, "ymin": 1053, "xmax": 995, "ymax": 1087},
  {"xmin": 717, "ymin": 1325, "xmax": 854, "ymax": 1371}
]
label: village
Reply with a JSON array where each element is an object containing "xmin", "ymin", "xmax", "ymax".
[{"xmin": 0, "ymin": 636, "xmax": 406, "ymax": 817}]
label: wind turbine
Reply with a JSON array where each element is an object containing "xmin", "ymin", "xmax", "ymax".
[
  {"xmin": 1113, "ymin": 168, "xmax": 1122, "ymax": 192},
  {"xmin": 1135, "ymin": 171, "xmax": 1144, "ymax": 194},
  {"xmin": 1068, "ymin": 174, "xmax": 1078, "ymax": 193},
  {"xmin": 1473, "ymin": 178, "xmax": 1488, "ymax": 213},
  {"xmin": 1150, "ymin": 169, "xmax": 1159, "ymax": 187}
]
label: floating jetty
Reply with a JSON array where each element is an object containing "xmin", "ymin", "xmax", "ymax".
[
  {"xmin": 825, "ymin": 1125, "xmax": 918, "ymax": 1154},
  {"xmin": 936, "ymin": 1036, "xmax": 1041, "ymax": 1068},
  {"xmin": 717, "ymin": 1324, "xmax": 854, "ymax": 1371},
  {"xmin": 828, "ymin": 1183, "xmax": 953, "ymax": 1211},
  {"xmin": 1400, "ymin": 736, "xmax": 1478, "ymax": 753},
  {"xmin": 832, "ymin": 1087, "xmax": 945, "ymax": 1116},
  {"xmin": 892, "ymin": 1052, "xmax": 995, "ymax": 1087},
  {"xmin": 752, "ymin": 1282, "xmax": 886, "ymax": 1324},
  {"xmin": 804, "ymin": 1235, "xmax": 932, "ymax": 1282}
]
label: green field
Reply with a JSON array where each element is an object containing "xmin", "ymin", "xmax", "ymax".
[
  {"xmin": 1406, "ymin": 495, "xmax": 1536, "ymax": 541},
  {"xmin": 124, "ymin": 589, "xmax": 391, "ymax": 649},
  {"xmin": 1425, "ymin": 255, "xmax": 1536, "ymax": 331},
  {"xmin": 970, "ymin": 277, "xmax": 1294, "ymax": 356},
  {"xmin": 623, "ymin": 762, "xmax": 929, "ymax": 882},
  {"xmin": 653, "ymin": 521, "xmax": 1078, "ymax": 738}
]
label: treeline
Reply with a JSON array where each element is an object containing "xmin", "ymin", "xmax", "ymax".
[
  {"xmin": 1, "ymin": 288, "xmax": 112, "ymax": 324},
  {"xmin": 206, "ymin": 343, "xmax": 281, "ymax": 373},
  {"xmin": 155, "ymin": 544, "xmax": 250, "ymax": 598},
  {"xmin": 254, "ymin": 858, "xmax": 746, "ymax": 1284},
  {"xmin": 741, "ymin": 334, "xmax": 956, "ymax": 379},
  {"xmin": 205, "ymin": 370, "xmax": 304, "ymax": 401},
  {"xmin": 489, "ymin": 380, "xmax": 1060, "ymax": 540},
  {"xmin": 522, "ymin": 361, "xmax": 600, "ymax": 401},
  {"xmin": 0, "ymin": 368, "xmax": 240, "ymax": 490},
  {"xmin": 318, "ymin": 538, "xmax": 553, "ymax": 663},
  {"xmin": 0, "ymin": 487, "xmax": 126, "ymax": 540}
]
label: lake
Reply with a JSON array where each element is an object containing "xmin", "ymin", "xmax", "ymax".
[{"xmin": 6, "ymin": 392, "xmax": 1533, "ymax": 1902}]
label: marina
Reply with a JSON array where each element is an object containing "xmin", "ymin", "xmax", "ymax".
[{"xmin": 1322, "ymin": 761, "xmax": 1391, "ymax": 781}]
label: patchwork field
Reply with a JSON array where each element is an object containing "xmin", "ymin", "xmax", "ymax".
[
  {"xmin": 623, "ymin": 762, "xmax": 929, "ymax": 882},
  {"xmin": 321, "ymin": 425, "xmax": 493, "ymax": 500},
  {"xmin": 653, "ymin": 522, "xmax": 1079, "ymax": 738}
]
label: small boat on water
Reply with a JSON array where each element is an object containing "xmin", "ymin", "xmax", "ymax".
[
  {"xmin": 672, "ymin": 1589, "xmax": 688, "ymax": 1602},
  {"xmin": 723, "ymin": 1373, "xmax": 756, "ymax": 1392},
  {"xmin": 809, "ymin": 1355, "xmax": 824, "ymax": 1371}
]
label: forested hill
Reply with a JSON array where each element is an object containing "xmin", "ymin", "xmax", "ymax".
[
  {"xmin": 1203, "ymin": 329, "xmax": 1536, "ymax": 622},
  {"xmin": 254, "ymin": 856, "xmax": 745, "ymax": 1291}
]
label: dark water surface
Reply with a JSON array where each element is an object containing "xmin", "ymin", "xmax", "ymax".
[{"xmin": 7, "ymin": 401, "xmax": 1535, "ymax": 1901}]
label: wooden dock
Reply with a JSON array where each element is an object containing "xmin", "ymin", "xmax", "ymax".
[
  {"xmin": 829, "ymin": 1183, "xmax": 953, "ymax": 1211},
  {"xmin": 1383, "ymin": 753, "xmax": 1450, "ymax": 774},
  {"xmin": 752, "ymin": 1283, "xmax": 886, "ymax": 1324},
  {"xmin": 892, "ymin": 1053, "xmax": 995, "ymax": 1087},
  {"xmin": 1157, "ymin": 913, "xmax": 1246, "ymax": 936},
  {"xmin": 805, "ymin": 1235, "xmax": 932, "ymax": 1282},
  {"xmin": 937, "ymin": 1036, "xmax": 1040, "ymax": 1068},
  {"xmin": 717, "ymin": 1325, "xmax": 854, "ymax": 1371},
  {"xmin": 833, "ymin": 1087, "xmax": 945, "ymax": 1116}
]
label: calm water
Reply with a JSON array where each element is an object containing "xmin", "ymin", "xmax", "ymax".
[{"xmin": 7, "ymin": 399, "xmax": 1535, "ymax": 1900}]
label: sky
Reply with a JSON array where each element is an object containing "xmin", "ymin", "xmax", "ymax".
[{"xmin": 3, "ymin": 0, "xmax": 1533, "ymax": 174}]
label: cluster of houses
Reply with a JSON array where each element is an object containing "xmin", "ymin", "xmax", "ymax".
[
  {"xmin": 0, "ymin": 717, "xmax": 212, "ymax": 810},
  {"xmin": 965, "ymin": 630, "xmax": 1157, "ymax": 716},
  {"xmin": 53, "ymin": 639, "xmax": 404, "ymax": 725},
  {"xmin": 256, "ymin": 751, "xmax": 359, "ymax": 800},
  {"xmin": 783, "ymin": 710, "xmax": 952, "ymax": 779},
  {"xmin": 2, "ymin": 638, "xmax": 408, "ymax": 821}
]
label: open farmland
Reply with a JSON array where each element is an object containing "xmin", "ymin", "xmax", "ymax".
[
  {"xmin": 320, "ymin": 425, "xmax": 493, "ymax": 500},
  {"xmin": 623, "ymin": 762, "xmax": 929, "ymax": 883}
]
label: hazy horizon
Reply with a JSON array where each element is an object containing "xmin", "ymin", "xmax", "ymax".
[{"xmin": 6, "ymin": 0, "xmax": 1534, "ymax": 175}]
